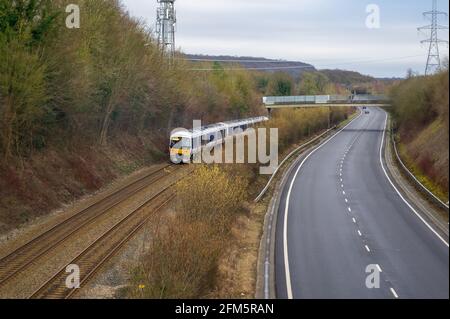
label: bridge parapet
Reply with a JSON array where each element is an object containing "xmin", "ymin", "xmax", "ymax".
[{"xmin": 263, "ymin": 94, "xmax": 390, "ymax": 108}]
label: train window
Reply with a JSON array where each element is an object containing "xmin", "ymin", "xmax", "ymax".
[
  {"xmin": 170, "ymin": 137, "xmax": 181, "ymax": 148},
  {"xmin": 171, "ymin": 137, "xmax": 191, "ymax": 148}
]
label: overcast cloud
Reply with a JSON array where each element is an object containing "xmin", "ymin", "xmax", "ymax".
[{"xmin": 121, "ymin": 0, "xmax": 449, "ymax": 77}]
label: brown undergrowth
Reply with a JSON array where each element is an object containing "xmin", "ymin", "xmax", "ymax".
[{"xmin": 0, "ymin": 132, "xmax": 166, "ymax": 234}]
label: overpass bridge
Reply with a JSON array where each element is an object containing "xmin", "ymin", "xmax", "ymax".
[{"xmin": 263, "ymin": 94, "xmax": 391, "ymax": 111}]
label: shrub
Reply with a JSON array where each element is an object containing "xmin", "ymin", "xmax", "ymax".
[
  {"xmin": 129, "ymin": 165, "xmax": 248, "ymax": 298},
  {"xmin": 176, "ymin": 165, "xmax": 247, "ymax": 225},
  {"xmin": 129, "ymin": 218, "xmax": 222, "ymax": 299},
  {"xmin": 390, "ymin": 70, "xmax": 449, "ymax": 134}
]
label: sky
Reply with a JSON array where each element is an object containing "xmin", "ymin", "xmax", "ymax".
[{"xmin": 121, "ymin": 0, "xmax": 449, "ymax": 77}]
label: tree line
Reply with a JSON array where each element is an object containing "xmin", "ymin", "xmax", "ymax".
[
  {"xmin": 0, "ymin": 0, "xmax": 266, "ymax": 160},
  {"xmin": 390, "ymin": 67, "xmax": 449, "ymax": 133},
  {"xmin": 0, "ymin": 0, "xmax": 392, "ymax": 162},
  {"xmin": 254, "ymin": 69, "xmax": 390, "ymax": 97}
]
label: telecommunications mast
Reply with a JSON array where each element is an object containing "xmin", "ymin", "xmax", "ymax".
[{"xmin": 156, "ymin": 0, "xmax": 176, "ymax": 60}]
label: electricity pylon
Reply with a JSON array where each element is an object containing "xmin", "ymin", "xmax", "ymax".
[{"xmin": 418, "ymin": 0, "xmax": 448, "ymax": 75}]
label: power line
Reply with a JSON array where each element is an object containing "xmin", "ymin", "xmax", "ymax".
[{"xmin": 418, "ymin": 0, "xmax": 448, "ymax": 75}]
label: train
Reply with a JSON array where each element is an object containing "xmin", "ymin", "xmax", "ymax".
[{"xmin": 170, "ymin": 116, "xmax": 269, "ymax": 163}]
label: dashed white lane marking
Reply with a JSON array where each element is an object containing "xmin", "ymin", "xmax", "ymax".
[
  {"xmin": 390, "ymin": 288, "xmax": 399, "ymax": 298},
  {"xmin": 345, "ymin": 198, "xmax": 348, "ymax": 203},
  {"xmin": 348, "ymin": 207, "xmax": 352, "ymax": 213},
  {"xmin": 352, "ymin": 218, "xmax": 357, "ymax": 224},
  {"xmin": 365, "ymin": 245, "xmax": 371, "ymax": 252},
  {"xmin": 341, "ymin": 184, "xmax": 344, "ymax": 188},
  {"xmin": 342, "ymin": 191, "xmax": 346, "ymax": 195},
  {"xmin": 357, "ymin": 230, "xmax": 362, "ymax": 236},
  {"xmin": 282, "ymin": 111, "xmax": 363, "ymax": 299}
]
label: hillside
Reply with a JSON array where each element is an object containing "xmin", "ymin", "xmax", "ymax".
[
  {"xmin": 0, "ymin": 1, "xmax": 265, "ymax": 233},
  {"xmin": 185, "ymin": 54, "xmax": 316, "ymax": 78},
  {"xmin": 186, "ymin": 55, "xmax": 399, "ymax": 93},
  {"xmin": 390, "ymin": 70, "xmax": 449, "ymax": 200},
  {"xmin": 319, "ymin": 69, "xmax": 376, "ymax": 85}
]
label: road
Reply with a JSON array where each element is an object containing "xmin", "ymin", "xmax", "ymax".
[{"xmin": 275, "ymin": 107, "xmax": 449, "ymax": 299}]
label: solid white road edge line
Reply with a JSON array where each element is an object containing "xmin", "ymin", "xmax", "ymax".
[
  {"xmin": 379, "ymin": 110, "xmax": 449, "ymax": 247},
  {"xmin": 390, "ymin": 287, "xmax": 399, "ymax": 298},
  {"xmin": 283, "ymin": 110, "xmax": 363, "ymax": 299}
]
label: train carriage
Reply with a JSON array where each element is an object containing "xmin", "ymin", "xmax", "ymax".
[{"xmin": 169, "ymin": 116, "xmax": 268, "ymax": 164}]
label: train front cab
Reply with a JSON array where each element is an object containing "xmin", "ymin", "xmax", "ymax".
[{"xmin": 169, "ymin": 134, "xmax": 192, "ymax": 164}]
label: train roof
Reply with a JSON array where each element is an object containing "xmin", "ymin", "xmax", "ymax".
[{"xmin": 170, "ymin": 116, "xmax": 269, "ymax": 138}]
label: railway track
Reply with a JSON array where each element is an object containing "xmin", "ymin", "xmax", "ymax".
[
  {"xmin": 30, "ymin": 189, "xmax": 176, "ymax": 299},
  {"xmin": 0, "ymin": 164, "xmax": 180, "ymax": 289}
]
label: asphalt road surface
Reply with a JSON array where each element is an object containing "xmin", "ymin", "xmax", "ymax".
[{"xmin": 276, "ymin": 107, "xmax": 449, "ymax": 299}]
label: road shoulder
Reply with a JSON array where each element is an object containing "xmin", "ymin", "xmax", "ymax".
[{"xmin": 383, "ymin": 114, "xmax": 449, "ymax": 241}]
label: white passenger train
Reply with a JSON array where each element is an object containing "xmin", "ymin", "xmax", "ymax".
[{"xmin": 169, "ymin": 116, "xmax": 269, "ymax": 163}]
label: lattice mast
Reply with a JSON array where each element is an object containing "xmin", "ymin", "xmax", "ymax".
[
  {"xmin": 418, "ymin": 0, "xmax": 448, "ymax": 75},
  {"xmin": 156, "ymin": 0, "xmax": 176, "ymax": 60}
]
